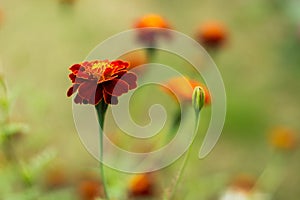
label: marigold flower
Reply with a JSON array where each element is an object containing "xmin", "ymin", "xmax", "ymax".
[
  {"xmin": 67, "ymin": 60, "xmax": 137, "ymax": 105},
  {"xmin": 134, "ymin": 14, "xmax": 172, "ymax": 46},
  {"xmin": 269, "ymin": 127, "xmax": 298, "ymax": 150},
  {"xmin": 163, "ymin": 77, "xmax": 211, "ymax": 105},
  {"xmin": 128, "ymin": 173, "xmax": 155, "ymax": 197},
  {"xmin": 196, "ymin": 21, "xmax": 227, "ymax": 49}
]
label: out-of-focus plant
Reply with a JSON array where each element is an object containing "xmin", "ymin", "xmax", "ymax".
[
  {"xmin": 162, "ymin": 77, "xmax": 210, "ymax": 139},
  {"xmin": 162, "ymin": 86, "xmax": 206, "ymax": 200},
  {"xmin": 0, "ymin": 73, "xmax": 57, "ymax": 199},
  {"xmin": 134, "ymin": 14, "xmax": 172, "ymax": 60}
]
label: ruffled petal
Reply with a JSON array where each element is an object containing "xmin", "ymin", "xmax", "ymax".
[
  {"xmin": 69, "ymin": 64, "xmax": 81, "ymax": 73},
  {"xmin": 103, "ymin": 91, "xmax": 118, "ymax": 105},
  {"xmin": 74, "ymin": 94, "xmax": 83, "ymax": 104},
  {"xmin": 93, "ymin": 85, "xmax": 103, "ymax": 105},
  {"xmin": 69, "ymin": 73, "xmax": 76, "ymax": 83},
  {"xmin": 114, "ymin": 70, "xmax": 127, "ymax": 78},
  {"xmin": 67, "ymin": 84, "xmax": 79, "ymax": 97},
  {"xmin": 121, "ymin": 72, "xmax": 137, "ymax": 89},
  {"xmin": 76, "ymin": 70, "xmax": 90, "ymax": 79},
  {"xmin": 103, "ymin": 67, "xmax": 113, "ymax": 77},
  {"xmin": 111, "ymin": 60, "xmax": 129, "ymax": 71},
  {"xmin": 103, "ymin": 79, "xmax": 129, "ymax": 96},
  {"xmin": 78, "ymin": 81, "xmax": 97, "ymax": 100}
]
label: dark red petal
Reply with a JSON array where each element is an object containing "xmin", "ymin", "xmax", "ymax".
[
  {"xmin": 114, "ymin": 70, "xmax": 127, "ymax": 78},
  {"xmin": 69, "ymin": 73, "xmax": 76, "ymax": 83},
  {"xmin": 103, "ymin": 79, "xmax": 129, "ymax": 96},
  {"xmin": 98, "ymin": 76, "xmax": 117, "ymax": 84},
  {"xmin": 103, "ymin": 91, "xmax": 118, "ymax": 105},
  {"xmin": 111, "ymin": 60, "xmax": 129, "ymax": 71},
  {"xmin": 93, "ymin": 85, "xmax": 103, "ymax": 105},
  {"xmin": 78, "ymin": 81, "xmax": 97, "ymax": 99},
  {"xmin": 74, "ymin": 95, "xmax": 83, "ymax": 104},
  {"xmin": 69, "ymin": 64, "xmax": 81, "ymax": 73},
  {"xmin": 67, "ymin": 86, "xmax": 74, "ymax": 97},
  {"xmin": 67, "ymin": 84, "xmax": 79, "ymax": 97},
  {"xmin": 121, "ymin": 72, "xmax": 137, "ymax": 89},
  {"xmin": 111, "ymin": 60, "xmax": 129, "ymax": 67},
  {"xmin": 103, "ymin": 67, "xmax": 113, "ymax": 77}
]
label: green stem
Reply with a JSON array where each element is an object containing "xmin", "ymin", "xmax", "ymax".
[
  {"xmin": 146, "ymin": 47, "xmax": 156, "ymax": 63},
  {"xmin": 95, "ymin": 101, "xmax": 109, "ymax": 200},
  {"xmin": 167, "ymin": 113, "xmax": 200, "ymax": 200}
]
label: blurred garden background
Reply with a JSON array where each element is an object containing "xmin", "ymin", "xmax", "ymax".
[{"xmin": 0, "ymin": 0, "xmax": 300, "ymax": 199}]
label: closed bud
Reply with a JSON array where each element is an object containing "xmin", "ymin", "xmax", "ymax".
[{"xmin": 192, "ymin": 86, "xmax": 205, "ymax": 114}]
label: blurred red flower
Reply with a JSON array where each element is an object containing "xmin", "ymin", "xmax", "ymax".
[
  {"xmin": 134, "ymin": 14, "xmax": 172, "ymax": 46},
  {"xmin": 67, "ymin": 60, "xmax": 137, "ymax": 105},
  {"xmin": 196, "ymin": 21, "xmax": 227, "ymax": 49}
]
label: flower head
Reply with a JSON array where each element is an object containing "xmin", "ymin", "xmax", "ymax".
[
  {"xmin": 163, "ymin": 77, "xmax": 211, "ymax": 105},
  {"xmin": 128, "ymin": 173, "xmax": 155, "ymax": 197},
  {"xmin": 269, "ymin": 127, "xmax": 298, "ymax": 151},
  {"xmin": 196, "ymin": 21, "xmax": 227, "ymax": 49},
  {"xmin": 134, "ymin": 14, "xmax": 172, "ymax": 46},
  {"xmin": 67, "ymin": 60, "xmax": 137, "ymax": 105}
]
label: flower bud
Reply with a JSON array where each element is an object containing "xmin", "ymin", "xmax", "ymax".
[{"xmin": 192, "ymin": 86, "xmax": 205, "ymax": 114}]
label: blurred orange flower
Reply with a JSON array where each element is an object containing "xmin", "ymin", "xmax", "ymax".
[
  {"xmin": 270, "ymin": 127, "xmax": 298, "ymax": 150},
  {"xmin": 119, "ymin": 50, "xmax": 148, "ymax": 70},
  {"xmin": 196, "ymin": 21, "xmax": 227, "ymax": 49},
  {"xmin": 135, "ymin": 14, "xmax": 170, "ymax": 29},
  {"xmin": 128, "ymin": 173, "xmax": 155, "ymax": 197},
  {"xmin": 163, "ymin": 77, "xmax": 211, "ymax": 105},
  {"xmin": 134, "ymin": 14, "xmax": 172, "ymax": 46},
  {"xmin": 67, "ymin": 60, "xmax": 137, "ymax": 105},
  {"xmin": 77, "ymin": 179, "xmax": 103, "ymax": 200}
]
